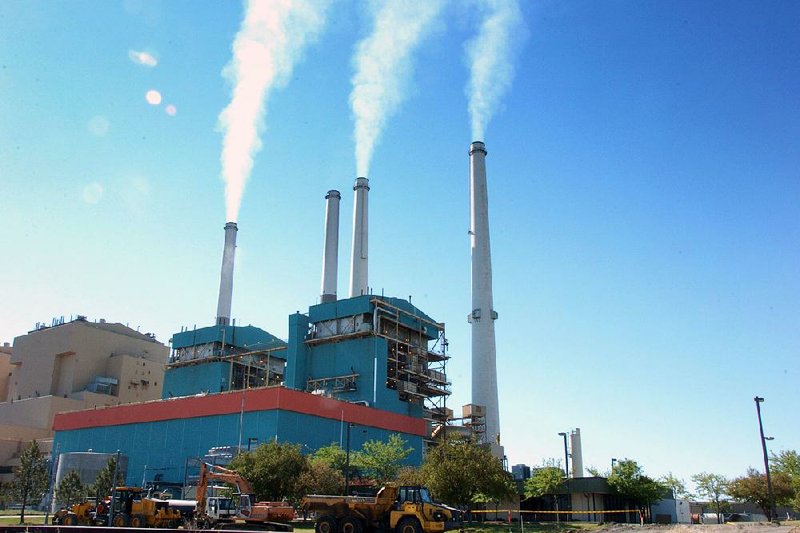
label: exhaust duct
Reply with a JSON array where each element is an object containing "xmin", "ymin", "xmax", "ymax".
[
  {"xmin": 320, "ymin": 190, "xmax": 341, "ymax": 303},
  {"xmin": 468, "ymin": 141, "xmax": 502, "ymax": 457},
  {"xmin": 349, "ymin": 177, "xmax": 369, "ymax": 298},
  {"xmin": 216, "ymin": 222, "xmax": 238, "ymax": 326}
]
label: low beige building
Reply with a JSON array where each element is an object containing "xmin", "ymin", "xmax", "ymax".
[{"xmin": 0, "ymin": 317, "xmax": 169, "ymax": 482}]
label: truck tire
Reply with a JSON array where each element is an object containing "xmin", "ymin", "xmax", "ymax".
[
  {"xmin": 64, "ymin": 514, "xmax": 78, "ymax": 526},
  {"xmin": 130, "ymin": 514, "xmax": 147, "ymax": 528},
  {"xmin": 316, "ymin": 515, "xmax": 338, "ymax": 533},
  {"xmin": 396, "ymin": 517, "xmax": 421, "ymax": 533},
  {"xmin": 339, "ymin": 516, "xmax": 363, "ymax": 533},
  {"xmin": 113, "ymin": 513, "xmax": 131, "ymax": 527}
]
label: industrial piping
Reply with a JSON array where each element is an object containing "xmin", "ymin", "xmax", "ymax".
[
  {"xmin": 320, "ymin": 190, "xmax": 341, "ymax": 303},
  {"xmin": 468, "ymin": 141, "xmax": 501, "ymax": 457},
  {"xmin": 216, "ymin": 221, "xmax": 238, "ymax": 326},
  {"xmin": 349, "ymin": 177, "xmax": 369, "ymax": 298}
]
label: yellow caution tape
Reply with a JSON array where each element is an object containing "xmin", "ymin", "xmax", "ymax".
[{"xmin": 468, "ymin": 509, "xmax": 638, "ymax": 515}]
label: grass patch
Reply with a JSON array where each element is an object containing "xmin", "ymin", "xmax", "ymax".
[{"xmin": 0, "ymin": 515, "xmax": 47, "ymax": 525}]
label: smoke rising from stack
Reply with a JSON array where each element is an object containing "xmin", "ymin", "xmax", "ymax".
[
  {"xmin": 350, "ymin": 0, "xmax": 444, "ymax": 177},
  {"xmin": 218, "ymin": 0, "xmax": 330, "ymax": 222},
  {"xmin": 465, "ymin": 0, "xmax": 525, "ymax": 141}
]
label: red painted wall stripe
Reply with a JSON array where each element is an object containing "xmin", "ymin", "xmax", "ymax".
[{"xmin": 53, "ymin": 387, "xmax": 427, "ymax": 437}]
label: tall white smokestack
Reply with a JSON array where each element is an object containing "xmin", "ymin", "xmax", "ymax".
[
  {"xmin": 321, "ymin": 190, "xmax": 341, "ymax": 303},
  {"xmin": 469, "ymin": 141, "xmax": 502, "ymax": 458},
  {"xmin": 349, "ymin": 177, "xmax": 369, "ymax": 297},
  {"xmin": 570, "ymin": 428, "xmax": 584, "ymax": 478},
  {"xmin": 216, "ymin": 221, "xmax": 238, "ymax": 326}
]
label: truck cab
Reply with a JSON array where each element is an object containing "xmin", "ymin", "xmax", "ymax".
[{"xmin": 207, "ymin": 496, "xmax": 237, "ymax": 521}]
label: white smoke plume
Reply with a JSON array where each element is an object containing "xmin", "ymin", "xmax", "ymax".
[
  {"xmin": 466, "ymin": 0, "xmax": 525, "ymax": 141},
  {"xmin": 350, "ymin": 0, "xmax": 445, "ymax": 177},
  {"xmin": 219, "ymin": 0, "xmax": 330, "ymax": 222}
]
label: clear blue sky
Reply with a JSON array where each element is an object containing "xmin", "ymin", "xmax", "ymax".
[{"xmin": 1, "ymin": 0, "xmax": 798, "ymax": 489}]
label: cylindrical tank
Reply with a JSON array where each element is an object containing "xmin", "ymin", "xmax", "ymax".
[{"xmin": 53, "ymin": 452, "xmax": 128, "ymax": 510}]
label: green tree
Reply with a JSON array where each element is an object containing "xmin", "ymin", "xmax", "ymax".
[
  {"xmin": 728, "ymin": 467, "xmax": 793, "ymax": 519},
  {"xmin": 607, "ymin": 459, "xmax": 667, "ymax": 524},
  {"xmin": 352, "ymin": 434, "xmax": 413, "ymax": 485},
  {"xmin": 660, "ymin": 472, "xmax": 688, "ymax": 499},
  {"xmin": 524, "ymin": 465, "xmax": 565, "ymax": 521},
  {"xmin": 296, "ymin": 458, "xmax": 344, "ymax": 497},
  {"xmin": 92, "ymin": 456, "xmax": 124, "ymax": 500},
  {"xmin": 228, "ymin": 441, "xmax": 307, "ymax": 501},
  {"xmin": 586, "ymin": 465, "xmax": 609, "ymax": 478},
  {"xmin": 420, "ymin": 438, "xmax": 515, "ymax": 513},
  {"xmin": 9, "ymin": 440, "xmax": 49, "ymax": 524},
  {"xmin": 771, "ymin": 450, "xmax": 800, "ymax": 512},
  {"xmin": 394, "ymin": 466, "xmax": 423, "ymax": 486},
  {"xmin": 55, "ymin": 470, "xmax": 85, "ymax": 508},
  {"xmin": 691, "ymin": 472, "xmax": 728, "ymax": 522},
  {"xmin": 312, "ymin": 443, "xmax": 348, "ymax": 475}
]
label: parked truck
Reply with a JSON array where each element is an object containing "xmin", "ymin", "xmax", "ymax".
[
  {"xmin": 302, "ymin": 484, "xmax": 458, "ymax": 533},
  {"xmin": 195, "ymin": 462, "xmax": 294, "ymax": 531}
]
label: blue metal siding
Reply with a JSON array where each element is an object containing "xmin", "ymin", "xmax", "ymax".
[
  {"xmin": 53, "ymin": 410, "xmax": 423, "ymax": 487},
  {"xmin": 172, "ymin": 325, "xmax": 285, "ymax": 351},
  {"xmin": 162, "ymin": 362, "xmax": 230, "ymax": 398}
]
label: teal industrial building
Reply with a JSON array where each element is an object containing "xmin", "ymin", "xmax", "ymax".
[{"xmin": 52, "ymin": 295, "xmax": 451, "ymax": 488}]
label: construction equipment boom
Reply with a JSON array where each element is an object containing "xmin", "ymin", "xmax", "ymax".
[{"xmin": 196, "ymin": 462, "xmax": 294, "ymax": 530}]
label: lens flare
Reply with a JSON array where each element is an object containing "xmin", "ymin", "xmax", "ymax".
[{"xmin": 145, "ymin": 90, "xmax": 162, "ymax": 105}]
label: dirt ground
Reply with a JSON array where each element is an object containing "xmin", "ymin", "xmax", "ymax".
[{"xmin": 595, "ymin": 523, "xmax": 800, "ymax": 533}]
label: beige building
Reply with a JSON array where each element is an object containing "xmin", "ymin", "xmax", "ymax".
[
  {"xmin": 0, "ymin": 342, "xmax": 11, "ymax": 404},
  {"xmin": 0, "ymin": 317, "xmax": 169, "ymax": 482}
]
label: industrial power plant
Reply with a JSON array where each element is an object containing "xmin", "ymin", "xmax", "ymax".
[{"xmin": 38, "ymin": 142, "xmax": 507, "ymax": 492}]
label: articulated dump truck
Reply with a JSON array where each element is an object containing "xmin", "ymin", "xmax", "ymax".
[{"xmin": 302, "ymin": 485, "xmax": 459, "ymax": 533}]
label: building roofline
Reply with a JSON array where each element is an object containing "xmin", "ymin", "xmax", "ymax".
[{"xmin": 53, "ymin": 386, "xmax": 427, "ymax": 437}]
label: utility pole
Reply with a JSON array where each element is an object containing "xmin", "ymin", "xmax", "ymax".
[{"xmin": 754, "ymin": 397, "xmax": 776, "ymax": 523}]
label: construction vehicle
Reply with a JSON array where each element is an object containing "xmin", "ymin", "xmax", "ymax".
[
  {"xmin": 107, "ymin": 486, "xmax": 183, "ymax": 528},
  {"xmin": 302, "ymin": 484, "xmax": 458, "ymax": 533},
  {"xmin": 195, "ymin": 462, "xmax": 294, "ymax": 530},
  {"xmin": 52, "ymin": 500, "xmax": 104, "ymax": 526}
]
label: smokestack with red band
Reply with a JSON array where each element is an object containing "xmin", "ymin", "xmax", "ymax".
[
  {"xmin": 349, "ymin": 177, "xmax": 369, "ymax": 297},
  {"xmin": 321, "ymin": 190, "xmax": 341, "ymax": 303},
  {"xmin": 469, "ymin": 141, "xmax": 502, "ymax": 457},
  {"xmin": 216, "ymin": 222, "xmax": 238, "ymax": 326}
]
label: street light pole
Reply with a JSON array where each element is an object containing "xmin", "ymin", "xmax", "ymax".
[
  {"xmin": 345, "ymin": 423, "xmax": 353, "ymax": 495},
  {"xmin": 558, "ymin": 432, "xmax": 569, "ymax": 478},
  {"xmin": 754, "ymin": 396, "xmax": 776, "ymax": 523}
]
